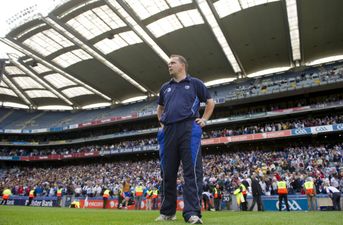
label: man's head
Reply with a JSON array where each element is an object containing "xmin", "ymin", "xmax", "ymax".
[{"xmin": 168, "ymin": 54, "xmax": 188, "ymax": 78}]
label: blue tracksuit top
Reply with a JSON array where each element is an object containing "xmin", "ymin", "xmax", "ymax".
[{"xmin": 158, "ymin": 75, "xmax": 211, "ymax": 125}]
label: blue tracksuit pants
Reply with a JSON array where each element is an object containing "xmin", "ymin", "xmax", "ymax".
[{"xmin": 157, "ymin": 119, "xmax": 203, "ymax": 221}]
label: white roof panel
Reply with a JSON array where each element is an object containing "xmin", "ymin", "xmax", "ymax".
[
  {"xmin": 44, "ymin": 73, "xmax": 76, "ymax": 89},
  {"xmin": 147, "ymin": 9, "xmax": 204, "ymax": 38},
  {"xmin": 0, "ymin": 87, "xmax": 17, "ymax": 97},
  {"xmin": 26, "ymin": 90, "xmax": 58, "ymax": 98},
  {"xmin": 5, "ymin": 66, "xmax": 25, "ymax": 75},
  {"xmin": 0, "ymin": 80, "xmax": 8, "ymax": 88},
  {"xmin": 66, "ymin": 5, "xmax": 126, "ymax": 40},
  {"xmin": 31, "ymin": 63, "xmax": 51, "ymax": 74},
  {"xmin": 94, "ymin": 31, "xmax": 142, "ymax": 54},
  {"xmin": 23, "ymin": 28, "xmax": 73, "ymax": 56},
  {"xmin": 12, "ymin": 76, "xmax": 44, "ymax": 89},
  {"xmin": 52, "ymin": 49, "xmax": 92, "ymax": 68},
  {"xmin": 147, "ymin": 14, "xmax": 183, "ymax": 38},
  {"xmin": 123, "ymin": 0, "xmax": 192, "ymax": 20},
  {"xmin": 214, "ymin": 0, "xmax": 279, "ymax": 18},
  {"xmin": 62, "ymin": 86, "xmax": 93, "ymax": 98}
]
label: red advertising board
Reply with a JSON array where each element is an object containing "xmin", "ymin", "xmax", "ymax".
[
  {"xmin": 79, "ymin": 199, "xmax": 185, "ymax": 210},
  {"xmin": 201, "ymin": 130, "xmax": 292, "ymax": 145}
]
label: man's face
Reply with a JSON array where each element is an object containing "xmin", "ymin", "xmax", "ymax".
[{"xmin": 168, "ymin": 57, "xmax": 184, "ymax": 77}]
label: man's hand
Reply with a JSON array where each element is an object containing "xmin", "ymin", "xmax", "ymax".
[{"xmin": 195, "ymin": 118, "xmax": 207, "ymax": 127}]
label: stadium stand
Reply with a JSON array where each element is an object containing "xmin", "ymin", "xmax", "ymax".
[
  {"xmin": 0, "ymin": 64, "xmax": 342, "ymax": 130},
  {"xmin": 1, "ymin": 65, "xmax": 343, "ymax": 210}
]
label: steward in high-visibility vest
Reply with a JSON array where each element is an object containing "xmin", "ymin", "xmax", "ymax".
[
  {"xmin": 213, "ymin": 184, "xmax": 222, "ymax": 211},
  {"xmin": 103, "ymin": 189, "xmax": 111, "ymax": 209},
  {"xmin": 152, "ymin": 188, "xmax": 159, "ymax": 210},
  {"xmin": 277, "ymin": 178, "xmax": 290, "ymax": 211},
  {"xmin": 152, "ymin": 189, "xmax": 159, "ymax": 199},
  {"xmin": 145, "ymin": 189, "xmax": 153, "ymax": 210},
  {"xmin": 27, "ymin": 189, "xmax": 35, "ymax": 206},
  {"xmin": 135, "ymin": 185, "xmax": 144, "ymax": 210},
  {"xmin": 239, "ymin": 183, "xmax": 248, "ymax": 211},
  {"xmin": 56, "ymin": 188, "xmax": 63, "ymax": 207},
  {"xmin": 57, "ymin": 189, "xmax": 63, "ymax": 197},
  {"xmin": 233, "ymin": 186, "xmax": 245, "ymax": 207},
  {"xmin": 103, "ymin": 189, "xmax": 110, "ymax": 198},
  {"xmin": 1, "ymin": 188, "xmax": 12, "ymax": 205},
  {"xmin": 304, "ymin": 178, "xmax": 316, "ymax": 211},
  {"xmin": 146, "ymin": 190, "xmax": 153, "ymax": 199},
  {"xmin": 213, "ymin": 187, "xmax": 220, "ymax": 199},
  {"xmin": 135, "ymin": 186, "xmax": 143, "ymax": 197},
  {"xmin": 277, "ymin": 181, "xmax": 288, "ymax": 194},
  {"xmin": 29, "ymin": 190, "xmax": 35, "ymax": 198},
  {"xmin": 240, "ymin": 184, "xmax": 247, "ymax": 195},
  {"xmin": 304, "ymin": 181, "xmax": 315, "ymax": 195}
]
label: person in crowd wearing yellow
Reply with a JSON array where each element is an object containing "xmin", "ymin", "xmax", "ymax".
[
  {"xmin": 233, "ymin": 183, "xmax": 245, "ymax": 211},
  {"xmin": 1, "ymin": 188, "xmax": 12, "ymax": 205},
  {"xmin": 212, "ymin": 183, "xmax": 222, "ymax": 211},
  {"xmin": 26, "ymin": 187, "xmax": 36, "ymax": 206},
  {"xmin": 152, "ymin": 186, "xmax": 159, "ymax": 210},
  {"xmin": 56, "ymin": 186, "xmax": 63, "ymax": 207},
  {"xmin": 70, "ymin": 200, "xmax": 80, "ymax": 208},
  {"xmin": 239, "ymin": 179, "xmax": 248, "ymax": 211},
  {"xmin": 134, "ymin": 182, "xmax": 144, "ymax": 210},
  {"xmin": 102, "ymin": 188, "xmax": 112, "ymax": 209},
  {"xmin": 277, "ymin": 176, "xmax": 290, "ymax": 211},
  {"xmin": 304, "ymin": 177, "xmax": 316, "ymax": 211},
  {"xmin": 122, "ymin": 178, "xmax": 131, "ymax": 209},
  {"xmin": 145, "ymin": 185, "xmax": 153, "ymax": 211}
]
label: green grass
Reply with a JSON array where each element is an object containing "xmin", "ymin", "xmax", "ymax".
[{"xmin": 0, "ymin": 206, "xmax": 342, "ymax": 225}]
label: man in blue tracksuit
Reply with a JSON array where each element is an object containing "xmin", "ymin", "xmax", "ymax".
[{"xmin": 156, "ymin": 55, "xmax": 215, "ymax": 224}]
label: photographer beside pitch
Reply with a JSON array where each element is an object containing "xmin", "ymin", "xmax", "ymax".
[{"xmin": 156, "ymin": 54, "xmax": 215, "ymax": 224}]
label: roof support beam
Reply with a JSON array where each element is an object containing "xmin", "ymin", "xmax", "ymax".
[
  {"xmin": 285, "ymin": 0, "xmax": 301, "ymax": 63},
  {"xmin": 8, "ymin": 55, "xmax": 74, "ymax": 106},
  {"xmin": 43, "ymin": 15, "xmax": 154, "ymax": 95},
  {"xmin": 107, "ymin": 0, "xmax": 170, "ymax": 63},
  {"xmin": 2, "ymin": 73, "xmax": 33, "ymax": 106},
  {"xmin": 0, "ymin": 37, "xmax": 112, "ymax": 102},
  {"xmin": 194, "ymin": 0, "xmax": 243, "ymax": 74}
]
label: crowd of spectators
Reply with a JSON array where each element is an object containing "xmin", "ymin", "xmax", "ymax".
[
  {"xmin": 0, "ymin": 143, "xmax": 342, "ymax": 198},
  {"xmin": 1, "ymin": 92, "xmax": 343, "ymax": 143},
  {"xmin": 231, "ymin": 66, "xmax": 343, "ymax": 99},
  {"xmin": 0, "ymin": 138, "xmax": 158, "ymax": 157},
  {"xmin": 0, "ymin": 113, "xmax": 342, "ymax": 157},
  {"xmin": 202, "ymin": 115, "xmax": 343, "ymax": 138}
]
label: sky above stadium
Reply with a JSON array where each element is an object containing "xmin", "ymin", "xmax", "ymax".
[
  {"xmin": 0, "ymin": 0, "xmax": 59, "ymax": 58},
  {"xmin": 0, "ymin": 0, "xmax": 36, "ymax": 58}
]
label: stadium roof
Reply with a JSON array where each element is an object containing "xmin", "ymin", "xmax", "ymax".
[{"xmin": 0, "ymin": 0, "xmax": 343, "ymax": 110}]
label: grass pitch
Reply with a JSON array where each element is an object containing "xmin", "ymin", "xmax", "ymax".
[{"xmin": 0, "ymin": 206, "xmax": 342, "ymax": 225}]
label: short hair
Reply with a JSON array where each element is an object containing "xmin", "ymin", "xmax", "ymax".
[{"xmin": 170, "ymin": 54, "xmax": 188, "ymax": 71}]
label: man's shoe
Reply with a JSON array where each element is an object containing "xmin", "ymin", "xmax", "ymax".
[
  {"xmin": 155, "ymin": 214, "xmax": 177, "ymax": 221},
  {"xmin": 187, "ymin": 215, "xmax": 203, "ymax": 224}
]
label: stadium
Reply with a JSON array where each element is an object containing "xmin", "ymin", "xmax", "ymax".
[{"xmin": 0, "ymin": 0, "xmax": 342, "ymax": 224}]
